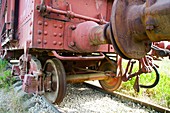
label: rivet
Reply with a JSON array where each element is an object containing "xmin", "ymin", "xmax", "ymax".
[
  {"xmin": 59, "ymin": 25, "xmax": 63, "ymax": 29},
  {"xmin": 53, "ymin": 41, "xmax": 57, "ymax": 45},
  {"xmin": 30, "ymin": 31, "xmax": 32, "ymax": 35},
  {"xmin": 38, "ymin": 21, "xmax": 43, "ymax": 25},
  {"xmin": 38, "ymin": 30, "xmax": 42, "ymax": 35},
  {"xmin": 54, "ymin": 24, "xmax": 57, "ymax": 28},
  {"xmin": 44, "ymin": 40, "xmax": 47, "ymax": 44},
  {"xmin": 53, "ymin": 33, "xmax": 57, "ymax": 37},
  {"xmin": 71, "ymin": 25, "xmax": 76, "ymax": 30},
  {"xmin": 44, "ymin": 31, "xmax": 48, "ymax": 35},
  {"xmin": 30, "ymin": 22, "xmax": 33, "ymax": 26},
  {"xmin": 58, "ymin": 33, "xmax": 62, "ymax": 37},
  {"xmin": 37, "ymin": 39, "xmax": 41, "ymax": 44},
  {"xmin": 44, "ymin": 22, "xmax": 48, "ymax": 26},
  {"xmin": 58, "ymin": 42, "xmax": 62, "ymax": 46},
  {"xmin": 70, "ymin": 41, "xmax": 75, "ymax": 47}
]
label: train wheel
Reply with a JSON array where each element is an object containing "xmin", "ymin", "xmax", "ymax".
[
  {"xmin": 43, "ymin": 58, "xmax": 66, "ymax": 104},
  {"xmin": 99, "ymin": 61, "xmax": 122, "ymax": 92}
]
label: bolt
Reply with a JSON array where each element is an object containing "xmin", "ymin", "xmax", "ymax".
[
  {"xmin": 44, "ymin": 40, "xmax": 47, "ymax": 44},
  {"xmin": 38, "ymin": 21, "xmax": 43, "ymax": 25},
  {"xmin": 38, "ymin": 30, "xmax": 42, "ymax": 35},
  {"xmin": 58, "ymin": 42, "xmax": 62, "ymax": 46},
  {"xmin": 53, "ymin": 41, "xmax": 57, "ymax": 45},
  {"xmin": 58, "ymin": 33, "xmax": 63, "ymax": 37},
  {"xmin": 29, "ymin": 31, "xmax": 32, "ymax": 35},
  {"xmin": 44, "ymin": 22, "xmax": 48, "ymax": 26},
  {"xmin": 59, "ymin": 25, "xmax": 63, "ymax": 29},
  {"xmin": 36, "ymin": 5, "xmax": 40, "ymax": 10},
  {"xmin": 71, "ymin": 25, "xmax": 76, "ymax": 30},
  {"xmin": 37, "ymin": 39, "xmax": 41, "ymax": 44},
  {"xmin": 30, "ymin": 22, "xmax": 33, "ymax": 26},
  {"xmin": 54, "ymin": 24, "xmax": 57, "ymax": 28},
  {"xmin": 44, "ymin": 31, "xmax": 48, "ymax": 35},
  {"xmin": 53, "ymin": 33, "xmax": 57, "ymax": 37},
  {"xmin": 70, "ymin": 41, "xmax": 75, "ymax": 47}
]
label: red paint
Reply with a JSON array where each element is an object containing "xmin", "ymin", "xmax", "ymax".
[{"xmin": 0, "ymin": 0, "xmax": 170, "ymax": 98}]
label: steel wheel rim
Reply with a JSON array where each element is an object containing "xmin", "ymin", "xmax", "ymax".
[
  {"xmin": 99, "ymin": 61, "xmax": 122, "ymax": 92},
  {"xmin": 43, "ymin": 58, "xmax": 66, "ymax": 104}
]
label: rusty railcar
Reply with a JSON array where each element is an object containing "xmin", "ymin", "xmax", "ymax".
[{"xmin": 0, "ymin": 0, "xmax": 170, "ymax": 104}]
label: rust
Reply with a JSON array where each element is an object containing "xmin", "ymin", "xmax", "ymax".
[
  {"xmin": 51, "ymin": 51, "xmax": 105, "ymax": 61},
  {"xmin": 38, "ymin": 4, "xmax": 107, "ymax": 24},
  {"xmin": 66, "ymin": 73, "xmax": 108, "ymax": 83},
  {"xmin": 1, "ymin": 0, "xmax": 170, "ymax": 104}
]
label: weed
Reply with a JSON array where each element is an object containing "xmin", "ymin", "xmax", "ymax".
[
  {"xmin": 118, "ymin": 58, "xmax": 170, "ymax": 108},
  {"xmin": 0, "ymin": 59, "xmax": 14, "ymax": 90}
]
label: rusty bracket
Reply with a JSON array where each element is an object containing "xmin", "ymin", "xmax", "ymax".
[
  {"xmin": 122, "ymin": 55, "xmax": 160, "ymax": 92},
  {"xmin": 151, "ymin": 45, "xmax": 170, "ymax": 57},
  {"xmin": 50, "ymin": 51, "xmax": 105, "ymax": 61}
]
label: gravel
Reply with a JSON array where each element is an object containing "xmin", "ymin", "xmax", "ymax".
[
  {"xmin": 0, "ymin": 83, "xmax": 160, "ymax": 113},
  {"xmin": 59, "ymin": 83, "xmax": 159, "ymax": 113},
  {"xmin": 0, "ymin": 88, "xmax": 25, "ymax": 113}
]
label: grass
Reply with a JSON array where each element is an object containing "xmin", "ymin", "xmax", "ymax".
[
  {"xmin": 118, "ymin": 58, "xmax": 170, "ymax": 108},
  {"xmin": 0, "ymin": 59, "xmax": 14, "ymax": 90},
  {"xmin": 0, "ymin": 59, "xmax": 25, "ymax": 112}
]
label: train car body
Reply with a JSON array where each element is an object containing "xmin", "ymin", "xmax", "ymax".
[
  {"xmin": 0, "ymin": 0, "xmax": 113, "ymax": 52},
  {"xmin": 0, "ymin": 0, "xmax": 170, "ymax": 104}
]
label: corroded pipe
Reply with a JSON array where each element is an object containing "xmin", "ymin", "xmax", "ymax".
[
  {"xmin": 66, "ymin": 72, "xmax": 108, "ymax": 83},
  {"xmin": 72, "ymin": 0, "xmax": 170, "ymax": 59}
]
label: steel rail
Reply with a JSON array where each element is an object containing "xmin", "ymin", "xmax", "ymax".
[{"xmin": 84, "ymin": 82, "xmax": 170, "ymax": 113}]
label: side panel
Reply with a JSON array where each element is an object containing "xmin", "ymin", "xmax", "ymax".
[
  {"xmin": 0, "ymin": 0, "xmax": 114, "ymax": 53},
  {"xmin": 17, "ymin": 0, "xmax": 34, "ymax": 49},
  {"xmin": 36, "ymin": 0, "xmax": 114, "ymax": 52},
  {"xmin": 0, "ymin": 0, "xmax": 6, "ymax": 36},
  {"xmin": 0, "ymin": 0, "xmax": 15, "ymax": 46},
  {"xmin": 42, "ymin": 18, "xmax": 65, "ymax": 49},
  {"xmin": 51, "ymin": 0, "xmax": 108, "ymax": 21}
]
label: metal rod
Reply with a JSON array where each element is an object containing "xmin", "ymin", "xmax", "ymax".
[
  {"xmin": 46, "ymin": 5, "xmax": 107, "ymax": 24},
  {"xmin": 66, "ymin": 72, "xmax": 108, "ymax": 83},
  {"xmin": 51, "ymin": 51, "xmax": 105, "ymax": 61}
]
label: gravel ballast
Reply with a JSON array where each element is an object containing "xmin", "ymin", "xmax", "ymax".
[{"xmin": 0, "ymin": 83, "xmax": 159, "ymax": 113}]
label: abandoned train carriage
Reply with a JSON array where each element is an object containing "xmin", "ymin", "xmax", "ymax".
[{"xmin": 0, "ymin": 0, "xmax": 170, "ymax": 104}]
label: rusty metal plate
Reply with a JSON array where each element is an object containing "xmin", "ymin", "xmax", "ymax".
[{"xmin": 110, "ymin": 0, "xmax": 151, "ymax": 59}]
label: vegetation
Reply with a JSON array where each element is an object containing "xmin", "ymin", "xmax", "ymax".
[
  {"xmin": 118, "ymin": 58, "xmax": 170, "ymax": 108},
  {"xmin": 0, "ymin": 57, "xmax": 169, "ymax": 108},
  {"xmin": 0, "ymin": 59, "xmax": 14, "ymax": 90}
]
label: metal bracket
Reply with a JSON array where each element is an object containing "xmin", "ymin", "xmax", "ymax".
[{"xmin": 151, "ymin": 45, "xmax": 170, "ymax": 57}]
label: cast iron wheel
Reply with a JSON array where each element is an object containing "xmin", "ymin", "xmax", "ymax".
[
  {"xmin": 43, "ymin": 58, "xmax": 66, "ymax": 104},
  {"xmin": 99, "ymin": 60, "xmax": 122, "ymax": 92}
]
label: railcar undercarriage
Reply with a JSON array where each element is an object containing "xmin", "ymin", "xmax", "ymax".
[{"xmin": 0, "ymin": 0, "xmax": 170, "ymax": 104}]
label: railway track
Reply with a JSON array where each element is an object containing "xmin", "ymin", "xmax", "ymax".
[
  {"xmin": 11, "ymin": 78, "xmax": 60, "ymax": 113},
  {"xmin": 84, "ymin": 81, "xmax": 170, "ymax": 113},
  {"xmin": 11, "ymin": 78, "xmax": 170, "ymax": 113}
]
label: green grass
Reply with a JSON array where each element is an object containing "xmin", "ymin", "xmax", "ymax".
[
  {"xmin": 0, "ymin": 59, "xmax": 14, "ymax": 90},
  {"xmin": 118, "ymin": 58, "xmax": 170, "ymax": 108}
]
